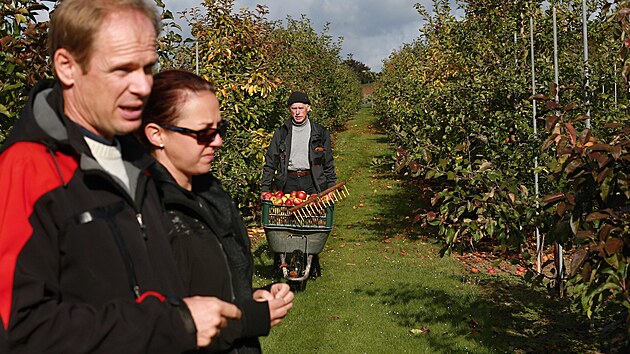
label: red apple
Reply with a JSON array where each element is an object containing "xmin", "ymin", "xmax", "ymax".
[
  {"xmin": 274, "ymin": 190, "xmax": 284, "ymax": 198},
  {"xmin": 296, "ymin": 191, "xmax": 307, "ymax": 200},
  {"xmin": 262, "ymin": 192, "xmax": 273, "ymax": 200},
  {"xmin": 290, "ymin": 190, "xmax": 298, "ymax": 197},
  {"xmin": 293, "ymin": 198, "xmax": 303, "ymax": 205},
  {"xmin": 285, "ymin": 199, "xmax": 294, "ymax": 206}
]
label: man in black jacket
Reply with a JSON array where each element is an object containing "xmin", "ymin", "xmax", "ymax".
[
  {"xmin": 0, "ymin": 0, "xmax": 239, "ymax": 352},
  {"xmin": 261, "ymin": 92, "xmax": 337, "ymax": 279},
  {"xmin": 261, "ymin": 91, "xmax": 337, "ymax": 195}
]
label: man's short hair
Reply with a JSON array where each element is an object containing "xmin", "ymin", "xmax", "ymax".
[{"xmin": 49, "ymin": 0, "xmax": 160, "ymax": 73}]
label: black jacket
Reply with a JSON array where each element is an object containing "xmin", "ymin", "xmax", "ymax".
[
  {"xmin": 0, "ymin": 80, "xmax": 197, "ymax": 353},
  {"xmin": 151, "ymin": 164, "xmax": 270, "ymax": 354},
  {"xmin": 261, "ymin": 118, "xmax": 336, "ymax": 193}
]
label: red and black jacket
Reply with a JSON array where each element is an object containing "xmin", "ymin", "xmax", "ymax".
[{"xmin": 0, "ymin": 80, "xmax": 197, "ymax": 353}]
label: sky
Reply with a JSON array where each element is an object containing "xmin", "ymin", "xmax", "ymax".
[{"xmin": 164, "ymin": 0, "xmax": 439, "ymax": 72}]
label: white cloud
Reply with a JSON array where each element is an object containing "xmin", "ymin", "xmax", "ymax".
[{"xmin": 164, "ymin": 0, "xmax": 434, "ymax": 72}]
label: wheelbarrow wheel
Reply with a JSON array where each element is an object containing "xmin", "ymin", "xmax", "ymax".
[
  {"xmin": 289, "ymin": 279, "xmax": 307, "ymax": 292},
  {"xmin": 273, "ymin": 252, "xmax": 283, "ymax": 278}
]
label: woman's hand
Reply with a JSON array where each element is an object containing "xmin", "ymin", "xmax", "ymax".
[{"xmin": 253, "ymin": 283, "xmax": 294, "ymax": 327}]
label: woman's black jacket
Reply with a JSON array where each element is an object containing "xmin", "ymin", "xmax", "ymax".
[{"xmin": 150, "ymin": 163, "xmax": 270, "ymax": 354}]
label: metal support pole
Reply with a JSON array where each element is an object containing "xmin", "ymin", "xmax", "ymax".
[
  {"xmin": 514, "ymin": 32, "xmax": 518, "ymax": 66},
  {"xmin": 195, "ymin": 41, "xmax": 199, "ymax": 75},
  {"xmin": 530, "ymin": 16, "xmax": 542, "ymax": 274},
  {"xmin": 582, "ymin": 0, "xmax": 591, "ymax": 129},
  {"xmin": 553, "ymin": 5, "xmax": 565, "ymax": 296},
  {"xmin": 614, "ymin": 62, "xmax": 618, "ymax": 107}
]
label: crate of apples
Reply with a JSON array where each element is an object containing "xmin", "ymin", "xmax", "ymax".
[{"xmin": 261, "ymin": 190, "xmax": 313, "ymax": 206}]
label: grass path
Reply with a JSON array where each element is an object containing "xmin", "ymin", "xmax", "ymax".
[{"xmin": 252, "ymin": 108, "xmax": 600, "ymax": 353}]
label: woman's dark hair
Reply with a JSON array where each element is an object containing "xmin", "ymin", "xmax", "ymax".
[{"xmin": 138, "ymin": 69, "xmax": 217, "ymax": 149}]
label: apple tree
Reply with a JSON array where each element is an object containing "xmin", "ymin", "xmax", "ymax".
[{"xmin": 0, "ymin": 0, "xmax": 53, "ymax": 143}]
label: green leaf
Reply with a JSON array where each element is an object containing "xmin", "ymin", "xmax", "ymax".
[{"xmin": 0, "ymin": 104, "xmax": 9, "ymax": 117}]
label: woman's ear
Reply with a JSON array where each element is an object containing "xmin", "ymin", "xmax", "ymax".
[{"xmin": 144, "ymin": 123, "xmax": 164, "ymax": 149}]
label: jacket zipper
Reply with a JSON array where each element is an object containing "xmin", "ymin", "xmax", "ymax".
[{"xmin": 136, "ymin": 213, "xmax": 147, "ymax": 240}]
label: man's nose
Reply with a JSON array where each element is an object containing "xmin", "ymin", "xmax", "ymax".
[{"xmin": 130, "ymin": 71, "xmax": 152, "ymax": 97}]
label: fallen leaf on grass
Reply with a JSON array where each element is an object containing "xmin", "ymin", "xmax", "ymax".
[
  {"xmin": 410, "ymin": 327, "xmax": 431, "ymax": 334},
  {"xmin": 330, "ymin": 315, "xmax": 340, "ymax": 321},
  {"xmin": 347, "ymin": 225, "xmax": 352, "ymax": 229},
  {"xmin": 346, "ymin": 263, "xmax": 356, "ymax": 266},
  {"xmin": 339, "ymin": 244, "xmax": 346, "ymax": 248}
]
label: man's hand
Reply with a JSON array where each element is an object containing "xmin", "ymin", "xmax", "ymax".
[
  {"xmin": 183, "ymin": 296, "xmax": 241, "ymax": 348},
  {"xmin": 253, "ymin": 283, "xmax": 294, "ymax": 327}
]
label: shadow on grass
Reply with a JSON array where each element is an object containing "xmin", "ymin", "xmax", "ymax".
[
  {"xmin": 354, "ymin": 277, "xmax": 603, "ymax": 353},
  {"xmin": 342, "ymin": 159, "xmax": 430, "ymax": 242},
  {"xmin": 252, "ymin": 241, "xmax": 276, "ymax": 279}
]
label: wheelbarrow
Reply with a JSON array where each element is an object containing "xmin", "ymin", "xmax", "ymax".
[
  {"xmin": 261, "ymin": 201, "xmax": 333, "ymax": 291},
  {"xmin": 261, "ymin": 182, "xmax": 348, "ymax": 291}
]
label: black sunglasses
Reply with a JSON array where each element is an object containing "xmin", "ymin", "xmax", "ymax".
[{"xmin": 158, "ymin": 119, "xmax": 228, "ymax": 143}]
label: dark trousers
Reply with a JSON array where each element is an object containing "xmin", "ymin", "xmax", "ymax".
[
  {"xmin": 284, "ymin": 173, "xmax": 317, "ymax": 194},
  {"xmin": 284, "ymin": 173, "xmax": 322, "ymax": 278}
]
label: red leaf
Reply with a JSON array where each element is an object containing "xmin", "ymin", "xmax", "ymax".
[
  {"xmin": 604, "ymin": 238, "xmax": 624, "ymax": 257},
  {"xmin": 599, "ymin": 224, "xmax": 614, "ymax": 241},
  {"xmin": 530, "ymin": 93, "xmax": 548, "ymax": 101},
  {"xmin": 565, "ymin": 160, "xmax": 583, "ymax": 175},
  {"xmin": 546, "ymin": 101, "xmax": 559, "ymax": 110},
  {"xmin": 556, "ymin": 201, "xmax": 569, "ymax": 217},
  {"xmin": 580, "ymin": 129, "xmax": 591, "ymax": 146},
  {"xmin": 589, "ymin": 143, "xmax": 614, "ymax": 152},
  {"xmin": 576, "ymin": 230, "xmax": 594, "ymax": 240},
  {"xmin": 546, "ymin": 115, "xmax": 560, "ymax": 131},
  {"xmin": 585, "ymin": 211, "xmax": 609, "ymax": 222},
  {"xmin": 563, "ymin": 102, "xmax": 577, "ymax": 112},
  {"xmin": 570, "ymin": 248, "xmax": 588, "ymax": 276},
  {"xmin": 597, "ymin": 168, "xmax": 611, "ymax": 183},
  {"xmin": 550, "ymin": 82, "xmax": 558, "ymax": 97},
  {"xmin": 542, "ymin": 192, "xmax": 564, "ymax": 206},
  {"xmin": 564, "ymin": 122, "xmax": 577, "ymax": 145}
]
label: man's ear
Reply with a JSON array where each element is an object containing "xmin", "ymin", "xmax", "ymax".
[
  {"xmin": 54, "ymin": 48, "xmax": 80, "ymax": 87},
  {"xmin": 144, "ymin": 123, "xmax": 164, "ymax": 149},
  {"xmin": 307, "ymin": 105, "xmax": 312, "ymax": 112}
]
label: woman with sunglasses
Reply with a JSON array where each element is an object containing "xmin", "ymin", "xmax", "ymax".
[{"xmin": 139, "ymin": 69, "xmax": 294, "ymax": 353}]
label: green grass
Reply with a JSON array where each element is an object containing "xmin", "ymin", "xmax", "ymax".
[{"xmin": 251, "ymin": 108, "xmax": 602, "ymax": 353}]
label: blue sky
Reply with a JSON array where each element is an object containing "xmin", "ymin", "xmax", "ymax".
[{"xmin": 164, "ymin": 0, "xmax": 439, "ymax": 72}]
